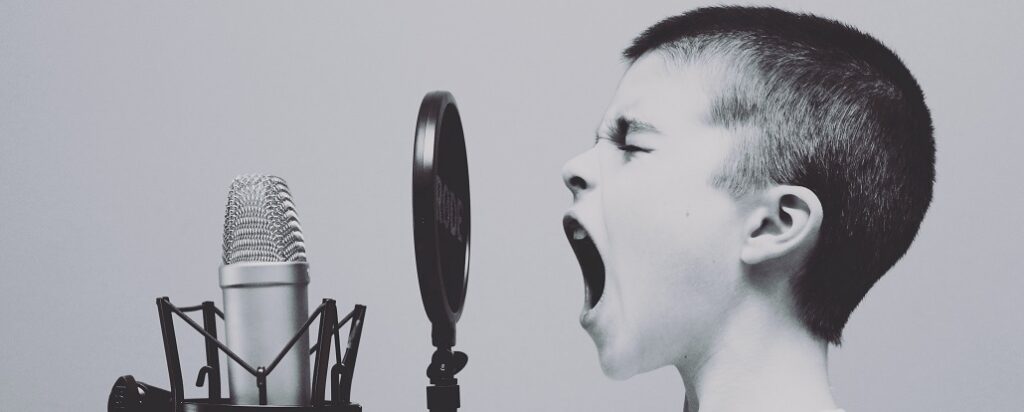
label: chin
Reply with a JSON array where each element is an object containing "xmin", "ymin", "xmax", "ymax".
[
  {"xmin": 595, "ymin": 342, "xmax": 648, "ymax": 381},
  {"xmin": 598, "ymin": 356, "xmax": 638, "ymax": 381},
  {"xmin": 594, "ymin": 330, "xmax": 684, "ymax": 381}
]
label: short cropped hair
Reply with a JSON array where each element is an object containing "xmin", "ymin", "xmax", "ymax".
[{"xmin": 625, "ymin": 6, "xmax": 935, "ymax": 343}]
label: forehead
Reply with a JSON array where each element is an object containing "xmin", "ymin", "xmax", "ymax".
[{"xmin": 601, "ymin": 52, "xmax": 718, "ymax": 132}]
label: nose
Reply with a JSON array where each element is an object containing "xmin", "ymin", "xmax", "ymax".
[{"xmin": 561, "ymin": 150, "xmax": 597, "ymax": 200}]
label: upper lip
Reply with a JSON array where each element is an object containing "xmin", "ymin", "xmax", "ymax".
[{"xmin": 563, "ymin": 214, "xmax": 606, "ymax": 309}]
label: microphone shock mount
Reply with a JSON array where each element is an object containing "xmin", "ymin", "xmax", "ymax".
[{"xmin": 109, "ymin": 297, "xmax": 365, "ymax": 412}]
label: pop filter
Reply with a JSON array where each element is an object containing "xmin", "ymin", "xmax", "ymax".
[
  {"xmin": 413, "ymin": 91, "xmax": 470, "ymax": 412},
  {"xmin": 413, "ymin": 91, "xmax": 471, "ymax": 350}
]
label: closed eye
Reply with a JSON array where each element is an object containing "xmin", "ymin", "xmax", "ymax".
[
  {"xmin": 595, "ymin": 137, "xmax": 652, "ymax": 161},
  {"xmin": 594, "ymin": 116, "xmax": 657, "ymax": 157},
  {"xmin": 615, "ymin": 143, "xmax": 651, "ymax": 153}
]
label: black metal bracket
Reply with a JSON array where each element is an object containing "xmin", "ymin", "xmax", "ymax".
[
  {"xmin": 425, "ymin": 347, "xmax": 468, "ymax": 412},
  {"xmin": 155, "ymin": 297, "xmax": 365, "ymax": 411}
]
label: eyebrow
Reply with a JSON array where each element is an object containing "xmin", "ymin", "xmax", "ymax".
[{"xmin": 595, "ymin": 116, "xmax": 660, "ymax": 143}]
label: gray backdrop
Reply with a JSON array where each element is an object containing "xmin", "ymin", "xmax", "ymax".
[{"xmin": 2, "ymin": 0, "xmax": 1021, "ymax": 410}]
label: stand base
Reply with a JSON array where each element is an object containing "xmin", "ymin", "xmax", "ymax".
[{"xmin": 182, "ymin": 399, "xmax": 361, "ymax": 412}]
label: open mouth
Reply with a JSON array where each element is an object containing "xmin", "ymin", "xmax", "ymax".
[{"xmin": 563, "ymin": 215, "xmax": 606, "ymax": 309}]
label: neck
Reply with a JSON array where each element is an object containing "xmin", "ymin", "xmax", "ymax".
[{"xmin": 677, "ymin": 298, "xmax": 838, "ymax": 412}]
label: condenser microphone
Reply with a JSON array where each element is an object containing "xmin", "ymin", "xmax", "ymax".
[{"xmin": 220, "ymin": 174, "xmax": 311, "ymax": 405}]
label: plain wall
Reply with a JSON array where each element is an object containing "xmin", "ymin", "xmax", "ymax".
[{"xmin": 1, "ymin": 0, "xmax": 1021, "ymax": 410}]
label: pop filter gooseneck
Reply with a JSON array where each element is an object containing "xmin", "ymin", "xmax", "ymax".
[{"xmin": 413, "ymin": 91, "xmax": 470, "ymax": 412}]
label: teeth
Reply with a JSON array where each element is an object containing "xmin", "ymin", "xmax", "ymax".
[{"xmin": 573, "ymin": 228, "xmax": 587, "ymax": 241}]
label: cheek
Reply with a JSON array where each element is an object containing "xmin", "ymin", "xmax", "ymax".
[
  {"xmin": 602, "ymin": 164, "xmax": 736, "ymax": 273},
  {"xmin": 602, "ymin": 165, "xmax": 742, "ymax": 327}
]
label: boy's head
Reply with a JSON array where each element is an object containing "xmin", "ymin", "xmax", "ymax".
[{"xmin": 562, "ymin": 6, "xmax": 934, "ymax": 379}]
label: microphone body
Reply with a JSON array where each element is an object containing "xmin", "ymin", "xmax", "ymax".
[
  {"xmin": 219, "ymin": 174, "xmax": 311, "ymax": 406},
  {"xmin": 220, "ymin": 261, "xmax": 311, "ymax": 405}
]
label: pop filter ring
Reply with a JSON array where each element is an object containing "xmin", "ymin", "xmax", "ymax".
[
  {"xmin": 412, "ymin": 91, "xmax": 471, "ymax": 349},
  {"xmin": 413, "ymin": 91, "xmax": 471, "ymax": 412}
]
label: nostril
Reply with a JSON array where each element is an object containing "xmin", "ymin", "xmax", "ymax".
[{"xmin": 568, "ymin": 176, "xmax": 587, "ymax": 190}]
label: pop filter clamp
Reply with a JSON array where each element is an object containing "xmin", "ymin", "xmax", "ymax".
[{"xmin": 413, "ymin": 91, "xmax": 471, "ymax": 412}]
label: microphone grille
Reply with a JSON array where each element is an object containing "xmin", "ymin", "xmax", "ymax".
[{"xmin": 222, "ymin": 174, "xmax": 307, "ymax": 264}]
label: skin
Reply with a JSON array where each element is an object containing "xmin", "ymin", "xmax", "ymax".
[{"xmin": 561, "ymin": 51, "xmax": 839, "ymax": 412}]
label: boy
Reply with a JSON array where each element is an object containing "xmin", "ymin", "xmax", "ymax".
[{"xmin": 562, "ymin": 7, "xmax": 934, "ymax": 412}]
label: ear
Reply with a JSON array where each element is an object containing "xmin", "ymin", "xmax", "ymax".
[{"xmin": 740, "ymin": 185, "xmax": 823, "ymax": 266}]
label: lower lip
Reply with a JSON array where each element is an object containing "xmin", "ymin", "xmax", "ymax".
[{"xmin": 580, "ymin": 291, "xmax": 603, "ymax": 328}]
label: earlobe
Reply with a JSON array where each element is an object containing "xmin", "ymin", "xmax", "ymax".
[{"xmin": 740, "ymin": 186, "xmax": 823, "ymax": 266}]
